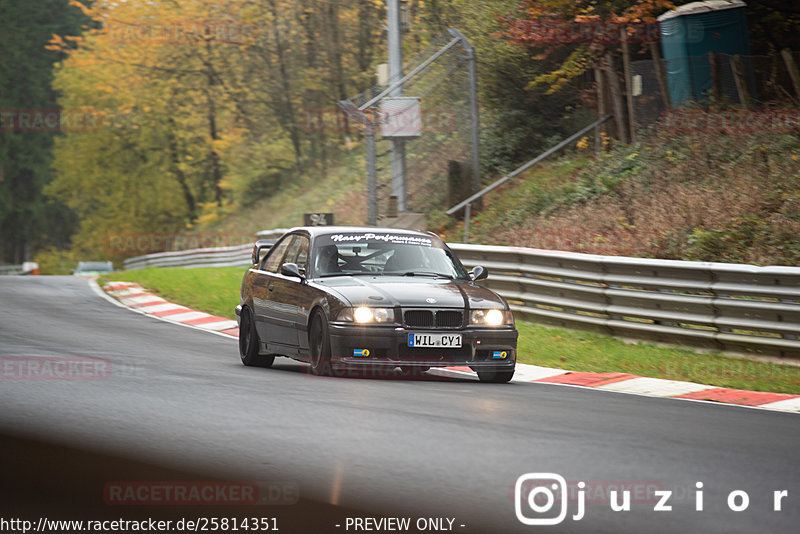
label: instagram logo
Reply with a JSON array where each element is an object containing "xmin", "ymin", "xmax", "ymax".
[
  {"xmin": 515, "ymin": 473, "xmax": 571, "ymax": 525},
  {"xmin": 514, "ymin": 473, "xmax": 791, "ymax": 525}
]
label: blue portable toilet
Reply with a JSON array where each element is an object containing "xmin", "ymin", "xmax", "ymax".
[{"xmin": 658, "ymin": 0, "xmax": 752, "ymax": 107}]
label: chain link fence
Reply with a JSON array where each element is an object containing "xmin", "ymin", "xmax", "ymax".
[{"xmin": 341, "ymin": 31, "xmax": 477, "ymax": 221}]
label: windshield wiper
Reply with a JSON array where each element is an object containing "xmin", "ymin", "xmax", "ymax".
[
  {"xmin": 318, "ymin": 272, "xmax": 370, "ymax": 278},
  {"xmin": 399, "ymin": 271, "xmax": 455, "ymax": 279}
]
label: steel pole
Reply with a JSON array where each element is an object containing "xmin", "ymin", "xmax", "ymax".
[
  {"xmin": 449, "ymin": 29, "xmax": 481, "ymax": 196},
  {"xmin": 366, "ymin": 124, "xmax": 378, "ymax": 225},
  {"xmin": 387, "ymin": 0, "xmax": 407, "ymax": 212}
]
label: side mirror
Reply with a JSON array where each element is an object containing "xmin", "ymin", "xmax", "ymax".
[
  {"xmin": 281, "ymin": 262, "xmax": 305, "ymax": 281},
  {"xmin": 251, "ymin": 239, "xmax": 274, "ymax": 266},
  {"xmin": 469, "ymin": 265, "xmax": 488, "ymax": 281}
]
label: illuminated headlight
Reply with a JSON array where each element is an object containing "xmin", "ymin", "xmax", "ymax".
[
  {"xmin": 470, "ymin": 309, "xmax": 511, "ymax": 326},
  {"xmin": 338, "ymin": 307, "xmax": 394, "ymax": 323}
]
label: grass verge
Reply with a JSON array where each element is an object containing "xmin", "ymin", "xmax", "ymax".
[
  {"xmin": 101, "ymin": 267, "xmax": 800, "ymax": 394},
  {"xmin": 101, "ymin": 266, "xmax": 245, "ymax": 320},
  {"xmin": 516, "ymin": 322, "xmax": 800, "ymax": 394}
]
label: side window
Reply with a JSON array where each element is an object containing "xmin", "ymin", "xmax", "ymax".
[
  {"xmin": 261, "ymin": 236, "xmax": 294, "ymax": 273},
  {"xmin": 282, "ymin": 235, "xmax": 308, "ymax": 272},
  {"xmin": 292, "ymin": 237, "xmax": 309, "ymax": 273}
]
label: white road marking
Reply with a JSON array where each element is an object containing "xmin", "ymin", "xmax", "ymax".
[
  {"xmin": 757, "ymin": 397, "xmax": 800, "ymax": 413},
  {"xmin": 136, "ymin": 303, "xmax": 187, "ymax": 314},
  {"xmin": 511, "ymin": 364, "xmax": 570, "ymax": 382},
  {"xmin": 120, "ymin": 295, "xmax": 165, "ymax": 306},
  {"xmin": 597, "ymin": 376, "xmax": 713, "ymax": 396},
  {"xmin": 161, "ymin": 311, "xmax": 210, "ymax": 323},
  {"xmin": 199, "ymin": 320, "xmax": 239, "ymax": 331}
]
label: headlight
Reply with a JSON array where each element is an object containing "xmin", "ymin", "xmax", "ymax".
[
  {"xmin": 337, "ymin": 307, "xmax": 394, "ymax": 323},
  {"xmin": 470, "ymin": 309, "xmax": 512, "ymax": 326}
]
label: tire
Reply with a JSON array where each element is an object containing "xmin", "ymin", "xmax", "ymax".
[
  {"xmin": 239, "ymin": 307, "xmax": 275, "ymax": 368},
  {"xmin": 476, "ymin": 367, "xmax": 515, "ymax": 383},
  {"xmin": 309, "ymin": 310, "xmax": 332, "ymax": 376}
]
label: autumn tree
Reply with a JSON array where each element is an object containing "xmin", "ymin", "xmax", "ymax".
[
  {"xmin": 501, "ymin": 1, "xmax": 674, "ymax": 92},
  {"xmin": 0, "ymin": 0, "xmax": 89, "ymax": 263}
]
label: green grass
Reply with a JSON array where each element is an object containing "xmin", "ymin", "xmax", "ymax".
[
  {"xmin": 101, "ymin": 266, "xmax": 245, "ymax": 319},
  {"xmin": 517, "ymin": 322, "xmax": 800, "ymax": 395},
  {"xmin": 102, "ymin": 266, "xmax": 800, "ymax": 394}
]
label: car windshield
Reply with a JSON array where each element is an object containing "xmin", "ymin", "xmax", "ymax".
[{"xmin": 313, "ymin": 232, "xmax": 469, "ymax": 279}]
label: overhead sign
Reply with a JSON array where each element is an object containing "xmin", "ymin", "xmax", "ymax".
[{"xmin": 380, "ymin": 97, "xmax": 422, "ymax": 138}]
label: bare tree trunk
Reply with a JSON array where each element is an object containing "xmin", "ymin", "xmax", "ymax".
[
  {"xmin": 324, "ymin": 2, "xmax": 349, "ymax": 141},
  {"xmin": 167, "ymin": 117, "xmax": 196, "ymax": 220},
  {"xmin": 203, "ymin": 41, "xmax": 223, "ymax": 206},
  {"xmin": 268, "ymin": 0, "xmax": 304, "ymax": 171},
  {"xmin": 650, "ymin": 43, "xmax": 671, "ymax": 110},
  {"xmin": 326, "ymin": 3, "xmax": 346, "ymax": 101},
  {"xmin": 604, "ymin": 52, "xmax": 629, "ymax": 144},
  {"xmin": 356, "ymin": 0, "xmax": 378, "ymax": 84}
]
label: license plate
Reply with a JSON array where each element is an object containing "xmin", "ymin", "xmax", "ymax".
[{"xmin": 407, "ymin": 333, "xmax": 462, "ymax": 348}]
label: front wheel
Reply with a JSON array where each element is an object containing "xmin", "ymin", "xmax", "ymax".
[
  {"xmin": 239, "ymin": 306, "xmax": 274, "ymax": 368},
  {"xmin": 476, "ymin": 367, "xmax": 514, "ymax": 383},
  {"xmin": 309, "ymin": 311, "xmax": 332, "ymax": 376}
]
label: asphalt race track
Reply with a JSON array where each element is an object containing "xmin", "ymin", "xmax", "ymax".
[{"xmin": 1, "ymin": 276, "xmax": 798, "ymax": 533}]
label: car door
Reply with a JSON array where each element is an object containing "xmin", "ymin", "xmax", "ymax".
[
  {"xmin": 277, "ymin": 234, "xmax": 315, "ymax": 352},
  {"xmin": 252, "ymin": 235, "xmax": 297, "ymax": 348}
]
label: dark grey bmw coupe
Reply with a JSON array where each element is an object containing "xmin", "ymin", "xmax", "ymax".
[{"xmin": 236, "ymin": 227, "xmax": 517, "ymax": 382}]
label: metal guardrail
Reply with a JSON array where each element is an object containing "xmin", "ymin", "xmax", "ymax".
[
  {"xmin": 449, "ymin": 244, "xmax": 800, "ymax": 359},
  {"xmin": 121, "ymin": 232, "xmax": 800, "ymax": 359},
  {"xmin": 0, "ymin": 264, "xmax": 24, "ymax": 275},
  {"xmin": 123, "ymin": 244, "xmax": 254, "ymax": 271},
  {"xmin": 446, "ymin": 115, "xmax": 614, "ymax": 243},
  {"xmin": 122, "ymin": 229, "xmax": 288, "ymax": 271}
]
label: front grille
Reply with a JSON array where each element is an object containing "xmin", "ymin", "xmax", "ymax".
[
  {"xmin": 404, "ymin": 310, "xmax": 434, "ymax": 327},
  {"xmin": 403, "ymin": 309, "xmax": 463, "ymax": 328},
  {"xmin": 436, "ymin": 310, "xmax": 463, "ymax": 328}
]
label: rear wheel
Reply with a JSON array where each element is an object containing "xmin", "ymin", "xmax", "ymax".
[
  {"xmin": 309, "ymin": 311, "xmax": 332, "ymax": 376},
  {"xmin": 476, "ymin": 367, "xmax": 514, "ymax": 383},
  {"xmin": 239, "ymin": 307, "xmax": 274, "ymax": 368}
]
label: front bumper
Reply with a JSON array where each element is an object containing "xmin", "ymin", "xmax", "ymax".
[{"xmin": 328, "ymin": 323, "xmax": 517, "ymax": 369}]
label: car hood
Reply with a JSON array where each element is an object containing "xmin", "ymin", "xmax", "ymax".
[{"xmin": 315, "ymin": 276, "xmax": 506, "ymax": 309}]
